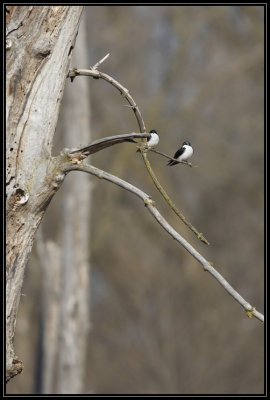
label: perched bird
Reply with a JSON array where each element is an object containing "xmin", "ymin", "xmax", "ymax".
[
  {"xmin": 167, "ymin": 141, "xmax": 193, "ymax": 166},
  {"xmin": 136, "ymin": 129, "xmax": 159, "ymax": 152},
  {"xmin": 147, "ymin": 129, "xmax": 159, "ymax": 148}
]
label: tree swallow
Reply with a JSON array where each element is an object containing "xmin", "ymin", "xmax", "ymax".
[
  {"xmin": 147, "ymin": 129, "xmax": 159, "ymax": 148},
  {"xmin": 167, "ymin": 141, "xmax": 193, "ymax": 166},
  {"xmin": 136, "ymin": 129, "xmax": 159, "ymax": 151}
]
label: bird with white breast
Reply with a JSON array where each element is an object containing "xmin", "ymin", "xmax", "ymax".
[{"xmin": 167, "ymin": 141, "xmax": 193, "ymax": 166}]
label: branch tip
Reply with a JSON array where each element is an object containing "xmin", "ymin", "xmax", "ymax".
[{"xmin": 92, "ymin": 53, "xmax": 110, "ymax": 70}]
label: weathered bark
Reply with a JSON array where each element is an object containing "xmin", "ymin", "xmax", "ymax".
[{"xmin": 6, "ymin": 5, "xmax": 84, "ymax": 382}]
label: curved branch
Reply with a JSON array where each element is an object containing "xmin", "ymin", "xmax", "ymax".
[
  {"xmin": 68, "ymin": 68, "xmax": 146, "ymax": 133},
  {"xmin": 61, "ymin": 161, "xmax": 264, "ymax": 323}
]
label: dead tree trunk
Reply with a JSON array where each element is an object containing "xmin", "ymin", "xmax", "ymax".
[{"xmin": 6, "ymin": 5, "xmax": 84, "ymax": 382}]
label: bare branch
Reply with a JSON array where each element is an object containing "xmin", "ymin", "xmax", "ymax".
[
  {"xmin": 61, "ymin": 161, "xmax": 264, "ymax": 323},
  {"xmin": 67, "ymin": 132, "xmax": 151, "ymax": 160}
]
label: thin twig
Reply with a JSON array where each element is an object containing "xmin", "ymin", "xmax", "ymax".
[
  {"xmin": 149, "ymin": 148, "xmax": 193, "ymax": 167},
  {"xmin": 91, "ymin": 53, "xmax": 110, "ymax": 70},
  {"xmin": 61, "ymin": 160, "xmax": 264, "ymax": 323}
]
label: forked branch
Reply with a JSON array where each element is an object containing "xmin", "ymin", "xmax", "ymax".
[
  {"xmin": 68, "ymin": 65, "xmax": 209, "ymax": 245},
  {"xmin": 64, "ymin": 56, "xmax": 263, "ymax": 322}
]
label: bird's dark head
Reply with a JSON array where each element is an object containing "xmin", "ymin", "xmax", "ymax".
[
  {"xmin": 150, "ymin": 129, "xmax": 157, "ymax": 134},
  {"xmin": 183, "ymin": 141, "xmax": 191, "ymax": 146}
]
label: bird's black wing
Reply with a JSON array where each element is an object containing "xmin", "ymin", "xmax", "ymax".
[
  {"xmin": 173, "ymin": 146, "xmax": 185, "ymax": 159},
  {"xmin": 167, "ymin": 146, "xmax": 185, "ymax": 166}
]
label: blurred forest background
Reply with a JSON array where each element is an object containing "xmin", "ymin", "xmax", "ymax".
[{"xmin": 7, "ymin": 5, "xmax": 264, "ymax": 395}]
